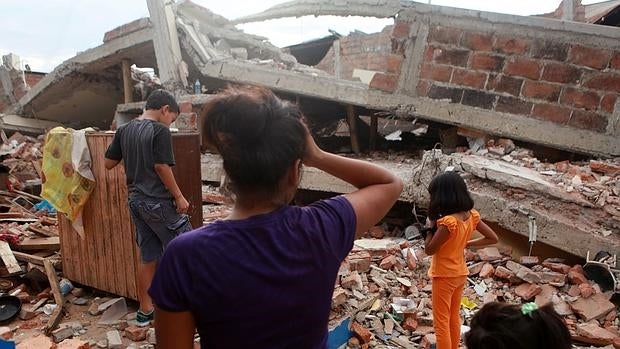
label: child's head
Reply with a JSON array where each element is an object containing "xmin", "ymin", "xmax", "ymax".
[
  {"xmin": 201, "ymin": 85, "xmax": 306, "ymax": 201},
  {"xmin": 465, "ymin": 302, "xmax": 571, "ymax": 349},
  {"xmin": 145, "ymin": 89, "xmax": 180, "ymax": 126},
  {"xmin": 427, "ymin": 171, "xmax": 474, "ymax": 220}
]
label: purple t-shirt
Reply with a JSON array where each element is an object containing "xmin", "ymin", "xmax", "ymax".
[{"xmin": 149, "ymin": 196, "xmax": 356, "ymax": 349}]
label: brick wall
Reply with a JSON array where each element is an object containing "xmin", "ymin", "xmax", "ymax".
[
  {"xmin": 24, "ymin": 72, "xmax": 45, "ymax": 88},
  {"xmin": 414, "ymin": 25, "xmax": 619, "ymax": 133},
  {"xmin": 315, "ymin": 26, "xmax": 396, "ymax": 81}
]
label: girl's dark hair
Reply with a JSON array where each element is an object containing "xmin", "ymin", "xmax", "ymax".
[
  {"xmin": 201, "ymin": 86, "xmax": 306, "ymax": 195},
  {"xmin": 464, "ymin": 302, "xmax": 572, "ymax": 349},
  {"xmin": 427, "ymin": 171, "xmax": 474, "ymax": 220}
]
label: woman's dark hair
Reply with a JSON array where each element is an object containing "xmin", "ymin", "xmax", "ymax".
[
  {"xmin": 201, "ymin": 85, "xmax": 306, "ymax": 195},
  {"xmin": 427, "ymin": 171, "xmax": 474, "ymax": 220},
  {"xmin": 145, "ymin": 89, "xmax": 180, "ymax": 113},
  {"xmin": 464, "ymin": 302, "xmax": 571, "ymax": 349}
]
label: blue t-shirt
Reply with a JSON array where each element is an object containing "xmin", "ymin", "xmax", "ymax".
[{"xmin": 149, "ymin": 195, "xmax": 357, "ymax": 349}]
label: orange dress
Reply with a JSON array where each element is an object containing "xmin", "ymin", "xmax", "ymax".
[
  {"xmin": 429, "ymin": 209, "xmax": 480, "ymax": 349},
  {"xmin": 428, "ymin": 209, "xmax": 480, "ymax": 278}
]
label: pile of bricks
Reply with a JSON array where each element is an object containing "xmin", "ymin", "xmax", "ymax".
[{"xmin": 331, "ymin": 231, "xmax": 619, "ymax": 348}]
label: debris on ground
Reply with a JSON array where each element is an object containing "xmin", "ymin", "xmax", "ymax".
[{"xmin": 329, "ymin": 234, "xmax": 619, "ymax": 349}]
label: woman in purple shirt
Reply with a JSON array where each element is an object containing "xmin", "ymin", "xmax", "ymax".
[{"xmin": 149, "ymin": 86, "xmax": 403, "ymax": 348}]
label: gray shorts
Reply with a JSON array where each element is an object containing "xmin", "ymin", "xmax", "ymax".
[{"xmin": 128, "ymin": 195, "xmax": 193, "ymax": 263}]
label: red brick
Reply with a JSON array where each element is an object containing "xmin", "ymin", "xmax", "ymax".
[
  {"xmin": 470, "ymin": 53, "xmax": 504, "ymax": 71},
  {"xmin": 532, "ymin": 103, "xmax": 572, "ymax": 124},
  {"xmin": 496, "ymin": 96, "xmax": 533, "ymax": 115},
  {"xmin": 487, "ymin": 74, "xmax": 523, "ymax": 96},
  {"xmin": 460, "ymin": 32, "xmax": 493, "ymax": 51},
  {"xmin": 434, "ymin": 48, "xmax": 470, "ymax": 67},
  {"xmin": 403, "ymin": 314, "xmax": 418, "ymax": 331},
  {"xmin": 428, "ymin": 26, "xmax": 462, "ymax": 45},
  {"xmin": 584, "ymin": 72, "xmax": 620, "ymax": 92},
  {"xmin": 479, "ymin": 263, "xmax": 495, "ymax": 279},
  {"xmin": 125, "ymin": 326, "xmax": 149, "ymax": 342},
  {"xmin": 451, "ymin": 69, "xmax": 487, "ymax": 89},
  {"xmin": 504, "ymin": 57, "xmax": 542, "ymax": 80},
  {"xmin": 541, "ymin": 63, "xmax": 582, "ymax": 84},
  {"xmin": 386, "ymin": 54, "xmax": 404, "ymax": 74},
  {"xmin": 351, "ymin": 322, "xmax": 372, "ymax": 344},
  {"xmin": 542, "ymin": 261, "xmax": 571, "ymax": 274},
  {"xmin": 515, "ymin": 283, "xmax": 542, "ymax": 301},
  {"xmin": 568, "ymin": 265, "xmax": 589, "ymax": 284},
  {"xmin": 428, "ymin": 85, "xmax": 464, "ymax": 103},
  {"xmin": 560, "ymin": 88, "xmax": 600, "ymax": 111},
  {"xmin": 392, "ymin": 21, "xmax": 411, "ymax": 39},
  {"xmin": 419, "ymin": 63, "xmax": 452, "ymax": 82},
  {"xmin": 601, "ymin": 94, "xmax": 618, "ymax": 114},
  {"xmin": 379, "ymin": 255, "xmax": 397, "ymax": 270},
  {"xmin": 417, "ymin": 80, "xmax": 431, "ymax": 97},
  {"xmin": 462, "ymin": 90, "xmax": 496, "ymax": 110},
  {"xmin": 574, "ymin": 322, "xmax": 617, "ymax": 347},
  {"xmin": 568, "ymin": 45, "xmax": 612, "ymax": 70},
  {"xmin": 494, "ymin": 36, "xmax": 529, "ymax": 55},
  {"xmin": 611, "ymin": 51, "xmax": 620, "ymax": 70},
  {"xmin": 369, "ymin": 73, "xmax": 398, "ymax": 93},
  {"xmin": 531, "ymin": 41, "xmax": 569, "ymax": 61},
  {"xmin": 424, "ymin": 46, "xmax": 436, "ymax": 61},
  {"xmin": 569, "ymin": 110, "xmax": 608, "ymax": 132},
  {"xmin": 522, "ymin": 81, "xmax": 561, "ymax": 102}
]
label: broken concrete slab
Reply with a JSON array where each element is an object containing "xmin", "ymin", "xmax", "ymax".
[
  {"xmin": 459, "ymin": 154, "xmax": 593, "ymax": 207},
  {"xmin": 201, "ymin": 152, "xmax": 619, "ymax": 259},
  {"xmin": 106, "ymin": 330, "xmax": 123, "ymax": 349},
  {"xmin": 573, "ymin": 322, "xmax": 618, "ymax": 346},
  {"xmin": 570, "ymin": 293, "xmax": 615, "ymax": 321},
  {"xmin": 231, "ymin": 0, "xmax": 413, "ymax": 24},
  {"xmin": 98, "ymin": 298, "xmax": 128, "ymax": 325}
]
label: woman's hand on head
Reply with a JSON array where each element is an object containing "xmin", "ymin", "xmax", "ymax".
[{"xmin": 302, "ymin": 126, "xmax": 324, "ymax": 168}]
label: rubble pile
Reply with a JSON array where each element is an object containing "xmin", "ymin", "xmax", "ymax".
[
  {"xmin": 331, "ymin": 232, "xmax": 619, "ymax": 348},
  {"xmin": 463, "ymin": 135, "xmax": 620, "ymax": 215}
]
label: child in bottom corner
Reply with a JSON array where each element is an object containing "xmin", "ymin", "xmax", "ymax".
[
  {"xmin": 423, "ymin": 171, "xmax": 499, "ymax": 349},
  {"xmin": 464, "ymin": 301, "xmax": 572, "ymax": 349}
]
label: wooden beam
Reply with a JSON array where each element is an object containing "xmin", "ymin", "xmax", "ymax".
[
  {"xmin": 27, "ymin": 224, "xmax": 58, "ymax": 237},
  {"xmin": 15, "ymin": 237, "xmax": 60, "ymax": 251},
  {"xmin": 370, "ymin": 115, "xmax": 378, "ymax": 150},
  {"xmin": 13, "ymin": 251, "xmax": 45, "ymax": 266},
  {"xmin": 122, "ymin": 59, "xmax": 133, "ymax": 103},
  {"xmin": 0, "ymin": 241, "xmax": 22, "ymax": 274},
  {"xmin": 346, "ymin": 105, "xmax": 361, "ymax": 154},
  {"xmin": 43, "ymin": 258, "xmax": 63, "ymax": 335},
  {"xmin": 147, "ymin": 0, "xmax": 187, "ymax": 91}
]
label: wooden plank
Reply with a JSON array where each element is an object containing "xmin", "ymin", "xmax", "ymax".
[
  {"xmin": 0, "ymin": 218, "xmax": 37, "ymax": 223},
  {"xmin": 346, "ymin": 105, "xmax": 361, "ymax": 154},
  {"xmin": 370, "ymin": 115, "xmax": 378, "ymax": 151},
  {"xmin": 13, "ymin": 251, "xmax": 45, "ymax": 266},
  {"xmin": 15, "ymin": 237, "xmax": 60, "ymax": 251},
  {"xmin": 43, "ymin": 258, "xmax": 63, "ymax": 335},
  {"xmin": 122, "ymin": 59, "xmax": 133, "ymax": 103},
  {"xmin": 0, "ymin": 241, "xmax": 22, "ymax": 274},
  {"xmin": 27, "ymin": 224, "xmax": 58, "ymax": 237}
]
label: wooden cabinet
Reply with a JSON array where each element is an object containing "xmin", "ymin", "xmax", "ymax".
[{"xmin": 59, "ymin": 132, "xmax": 202, "ymax": 300}]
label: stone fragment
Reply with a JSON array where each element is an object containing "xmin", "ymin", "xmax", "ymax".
[
  {"xmin": 515, "ymin": 283, "xmax": 542, "ymax": 301},
  {"xmin": 107, "ymin": 330, "xmax": 123, "ymax": 349},
  {"xmin": 57, "ymin": 339, "xmax": 90, "ymax": 349},
  {"xmin": 369, "ymin": 226, "xmax": 385, "ymax": 239},
  {"xmin": 579, "ymin": 283, "xmax": 596, "ymax": 298},
  {"xmin": 379, "ymin": 255, "xmax": 397, "ymax": 270},
  {"xmin": 332, "ymin": 287, "xmax": 347, "ymax": 307},
  {"xmin": 406, "ymin": 249, "xmax": 417, "ymax": 270},
  {"xmin": 477, "ymin": 247, "xmax": 502, "ymax": 261},
  {"xmin": 52, "ymin": 326, "xmax": 74, "ymax": 343},
  {"xmin": 519, "ymin": 255, "xmax": 539, "ymax": 267},
  {"xmin": 125, "ymin": 326, "xmax": 149, "ymax": 342},
  {"xmin": 571, "ymin": 293, "xmax": 615, "ymax": 321},
  {"xmin": 574, "ymin": 322, "xmax": 617, "ymax": 346},
  {"xmin": 350, "ymin": 321, "xmax": 372, "ymax": 344},
  {"xmin": 479, "ymin": 263, "xmax": 495, "ymax": 279}
]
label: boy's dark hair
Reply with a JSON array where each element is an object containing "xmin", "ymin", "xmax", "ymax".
[
  {"xmin": 427, "ymin": 171, "xmax": 474, "ymax": 220},
  {"xmin": 464, "ymin": 302, "xmax": 571, "ymax": 349},
  {"xmin": 145, "ymin": 89, "xmax": 180, "ymax": 113},
  {"xmin": 201, "ymin": 85, "xmax": 306, "ymax": 195}
]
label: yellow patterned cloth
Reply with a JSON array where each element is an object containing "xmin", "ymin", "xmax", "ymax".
[{"xmin": 41, "ymin": 127, "xmax": 95, "ymax": 237}]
